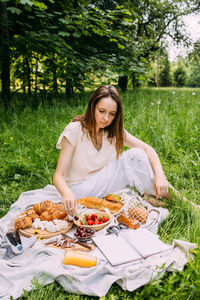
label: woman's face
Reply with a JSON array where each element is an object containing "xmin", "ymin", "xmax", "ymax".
[{"xmin": 94, "ymin": 96, "xmax": 117, "ymax": 131}]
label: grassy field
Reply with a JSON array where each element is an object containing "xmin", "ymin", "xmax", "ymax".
[{"xmin": 0, "ymin": 88, "xmax": 200, "ymax": 299}]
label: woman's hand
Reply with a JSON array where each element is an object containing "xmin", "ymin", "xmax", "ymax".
[
  {"xmin": 154, "ymin": 174, "xmax": 169, "ymax": 199},
  {"xmin": 53, "ymin": 137, "xmax": 78, "ymax": 215},
  {"xmin": 62, "ymin": 190, "xmax": 78, "ymax": 215}
]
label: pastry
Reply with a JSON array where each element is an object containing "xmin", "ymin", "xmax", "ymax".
[
  {"xmin": 33, "ymin": 200, "xmax": 61, "ymax": 215},
  {"xmin": 28, "ymin": 213, "xmax": 40, "ymax": 220},
  {"xmin": 14, "ymin": 200, "xmax": 67, "ymax": 229},
  {"xmin": 15, "ymin": 216, "xmax": 32, "ymax": 230}
]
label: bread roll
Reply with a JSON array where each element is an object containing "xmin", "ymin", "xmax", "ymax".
[
  {"xmin": 128, "ymin": 206, "xmax": 148, "ymax": 223},
  {"xmin": 117, "ymin": 215, "xmax": 140, "ymax": 230},
  {"xmin": 77, "ymin": 196, "xmax": 123, "ymax": 214}
]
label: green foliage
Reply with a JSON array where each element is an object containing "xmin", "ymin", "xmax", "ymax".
[
  {"xmin": 187, "ymin": 40, "xmax": 200, "ymax": 87},
  {"xmin": 2, "ymin": 0, "xmax": 200, "ymax": 104},
  {"xmin": 160, "ymin": 57, "xmax": 172, "ymax": 87},
  {"xmin": 188, "ymin": 64, "xmax": 200, "ymax": 87},
  {"xmin": 174, "ymin": 64, "xmax": 188, "ymax": 87},
  {"xmin": 0, "ymin": 87, "xmax": 200, "ymax": 299}
]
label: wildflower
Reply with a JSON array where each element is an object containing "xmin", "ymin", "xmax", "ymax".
[
  {"xmin": 157, "ymin": 100, "xmax": 161, "ymax": 105},
  {"xmin": 172, "ymin": 91, "xmax": 175, "ymax": 94},
  {"xmin": 4, "ymin": 142, "xmax": 6, "ymax": 145},
  {"xmin": 34, "ymin": 230, "xmax": 40, "ymax": 235},
  {"xmin": 192, "ymin": 92, "xmax": 196, "ymax": 95},
  {"xmin": 151, "ymin": 102, "xmax": 154, "ymax": 106},
  {"xmin": 187, "ymin": 100, "xmax": 190, "ymax": 103},
  {"xmin": 10, "ymin": 137, "xmax": 13, "ymax": 140}
]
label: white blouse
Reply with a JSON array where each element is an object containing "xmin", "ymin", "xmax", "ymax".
[{"xmin": 56, "ymin": 121, "xmax": 117, "ymax": 187}]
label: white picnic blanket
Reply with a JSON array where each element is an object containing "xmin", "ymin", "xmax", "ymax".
[{"xmin": 0, "ymin": 185, "xmax": 197, "ymax": 300}]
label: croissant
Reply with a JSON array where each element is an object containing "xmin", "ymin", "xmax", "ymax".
[
  {"xmin": 77, "ymin": 197, "xmax": 123, "ymax": 214},
  {"xmin": 15, "ymin": 216, "xmax": 32, "ymax": 230},
  {"xmin": 40, "ymin": 211, "xmax": 53, "ymax": 221},
  {"xmin": 52, "ymin": 209, "xmax": 66, "ymax": 220},
  {"xmin": 15, "ymin": 200, "xmax": 67, "ymax": 229},
  {"xmin": 33, "ymin": 200, "xmax": 55, "ymax": 215},
  {"xmin": 28, "ymin": 213, "xmax": 40, "ymax": 220}
]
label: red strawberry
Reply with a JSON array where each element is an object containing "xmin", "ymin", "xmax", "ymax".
[
  {"xmin": 91, "ymin": 214, "xmax": 98, "ymax": 220},
  {"xmin": 86, "ymin": 215, "xmax": 91, "ymax": 221},
  {"xmin": 87, "ymin": 220, "xmax": 94, "ymax": 226},
  {"xmin": 102, "ymin": 217, "xmax": 109, "ymax": 223}
]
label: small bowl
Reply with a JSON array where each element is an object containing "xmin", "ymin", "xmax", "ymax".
[
  {"xmin": 74, "ymin": 232, "xmax": 96, "ymax": 243},
  {"xmin": 73, "ymin": 211, "xmax": 112, "ymax": 231}
]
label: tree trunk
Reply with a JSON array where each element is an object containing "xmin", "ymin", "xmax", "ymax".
[
  {"xmin": 22, "ymin": 58, "xmax": 26, "ymax": 94},
  {"xmin": 35, "ymin": 54, "xmax": 39, "ymax": 94},
  {"xmin": 118, "ymin": 75, "xmax": 128, "ymax": 92},
  {"xmin": 1, "ymin": 2, "xmax": 10, "ymax": 108},
  {"xmin": 155, "ymin": 59, "xmax": 160, "ymax": 87},
  {"xmin": 25, "ymin": 57, "xmax": 31, "ymax": 95},
  {"xmin": 65, "ymin": 80, "xmax": 73, "ymax": 97},
  {"xmin": 52, "ymin": 63, "xmax": 58, "ymax": 94}
]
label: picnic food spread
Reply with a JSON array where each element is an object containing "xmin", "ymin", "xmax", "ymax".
[{"xmin": 10, "ymin": 193, "xmax": 149, "ymax": 267}]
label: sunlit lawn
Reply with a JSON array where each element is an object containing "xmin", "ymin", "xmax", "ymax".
[{"xmin": 0, "ymin": 87, "xmax": 200, "ymax": 299}]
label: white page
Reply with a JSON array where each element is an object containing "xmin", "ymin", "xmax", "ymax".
[
  {"xmin": 92, "ymin": 234, "xmax": 143, "ymax": 266},
  {"xmin": 120, "ymin": 228, "xmax": 172, "ymax": 258}
]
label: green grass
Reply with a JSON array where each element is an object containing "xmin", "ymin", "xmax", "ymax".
[{"xmin": 0, "ymin": 87, "xmax": 200, "ymax": 299}]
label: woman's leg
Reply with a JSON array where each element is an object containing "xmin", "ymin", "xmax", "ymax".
[{"xmin": 71, "ymin": 148, "xmax": 156, "ymax": 199}]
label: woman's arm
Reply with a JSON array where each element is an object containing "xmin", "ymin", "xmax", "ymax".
[
  {"xmin": 124, "ymin": 129, "xmax": 169, "ymax": 199},
  {"xmin": 53, "ymin": 137, "xmax": 77, "ymax": 215}
]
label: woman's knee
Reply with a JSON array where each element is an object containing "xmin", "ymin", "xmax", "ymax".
[{"xmin": 124, "ymin": 147, "xmax": 147, "ymax": 160}]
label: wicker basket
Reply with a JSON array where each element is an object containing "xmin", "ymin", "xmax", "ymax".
[
  {"xmin": 114, "ymin": 193, "xmax": 149, "ymax": 224},
  {"xmin": 73, "ymin": 210, "xmax": 112, "ymax": 231}
]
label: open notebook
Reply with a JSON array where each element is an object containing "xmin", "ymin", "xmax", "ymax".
[{"xmin": 92, "ymin": 228, "xmax": 172, "ymax": 267}]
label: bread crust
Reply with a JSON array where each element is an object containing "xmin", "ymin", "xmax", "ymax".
[
  {"xmin": 117, "ymin": 215, "xmax": 140, "ymax": 230},
  {"xmin": 77, "ymin": 196, "xmax": 123, "ymax": 213},
  {"xmin": 15, "ymin": 200, "xmax": 67, "ymax": 229}
]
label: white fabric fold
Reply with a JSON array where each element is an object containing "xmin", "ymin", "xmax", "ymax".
[{"xmin": 0, "ymin": 186, "xmax": 197, "ymax": 300}]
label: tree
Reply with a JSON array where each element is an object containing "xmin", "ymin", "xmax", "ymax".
[
  {"xmin": 160, "ymin": 56, "xmax": 172, "ymax": 87},
  {"xmin": 1, "ymin": 0, "xmax": 200, "ymax": 106},
  {"xmin": 119, "ymin": 0, "xmax": 200, "ymax": 90},
  {"xmin": 174, "ymin": 64, "xmax": 187, "ymax": 87},
  {"xmin": 0, "ymin": 1, "xmax": 10, "ymax": 108},
  {"xmin": 187, "ymin": 40, "xmax": 200, "ymax": 87},
  {"xmin": 188, "ymin": 64, "xmax": 200, "ymax": 87}
]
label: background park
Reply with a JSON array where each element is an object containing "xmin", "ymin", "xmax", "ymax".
[{"xmin": 0, "ymin": 0, "xmax": 200, "ymax": 299}]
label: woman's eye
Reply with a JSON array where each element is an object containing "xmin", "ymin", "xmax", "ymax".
[{"xmin": 99, "ymin": 110, "xmax": 104, "ymax": 113}]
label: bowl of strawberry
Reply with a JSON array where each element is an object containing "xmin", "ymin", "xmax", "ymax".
[{"xmin": 73, "ymin": 211, "xmax": 112, "ymax": 231}]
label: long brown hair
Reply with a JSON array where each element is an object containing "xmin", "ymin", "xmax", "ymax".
[{"xmin": 72, "ymin": 85, "xmax": 124, "ymax": 158}]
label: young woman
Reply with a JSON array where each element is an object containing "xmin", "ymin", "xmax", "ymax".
[{"xmin": 53, "ymin": 85, "xmax": 169, "ymax": 215}]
